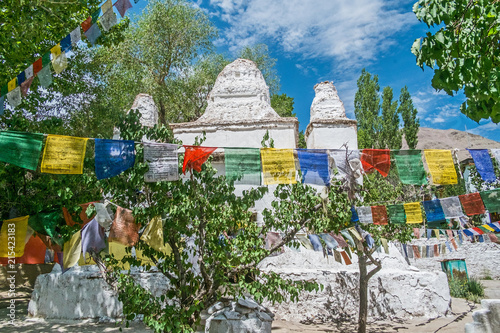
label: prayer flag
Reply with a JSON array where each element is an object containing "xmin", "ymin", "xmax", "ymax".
[
  {"xmin": 141, "ymin": 216, "xmax": 166, "ymax": 252},
  {"xmin": 472, "ymin": 227, "xmax": 484, "ymax": 235},
  {"xmin": 424, "ymin": 150, "xmax": 457, "ymax": 185},
  {"xmin": 114, "ymin": 0, "xmax": 133, "ymax": 17},
  {"xmin": 434, "ymin": 229, "xmax": 440, "ymax": 240},
  {"xmin": 387, "ymin": 204, "xmax": 406, "ymax": 224},
  {"xmin": 427, "ymin": 229, "xmax": 432, "ymax": 240},
  {"xmin": 480, "ymin": 224, "xmax": 495, "ymax": 232},
  {"xmin": 41, "ymin": 135, "xmax": 88, "ymax": 174},
  {"xmin": 488, "ymin": 223, "xmax": 500, "ymax": 232},
  {"xmin": 0, "ymin": 96, "xmax": 4, "ymax": 116},
  {"xmin": 85, "ymin": 23, "xmax": 101, "ymax": 45},
  {"xmin": 95, "ymin": 139, "xmax": 135, "ymax": 179},
  {"xmin": 340, "ymin": 230, "xmax": 355, "ymax": 247},
  {"xmin": 0, "ymin": 235, "xmax": 46, "ymax": 265},
  {"xmin": 50, "ymin": 43, "xmax": 61, "ymax": 59},
  {"xmin": 91, "ymin": 8, "xmax": 101, "ymax": 23},
  {"xmin": 182, "ymin": 145, "xmax": 216, "ymax": 174},
  {"xmin": 413, "ymin": 228, "xmax": 420, "ymax": 239},
  {"xmin": 440, "ymin": 196, "xmax": 464, "ymax": 218},
  {"xmin": 33, "ymin": 57, "xmax": 43, "ymax": 75},
  {"xmin": 102, "ymin": 0, "xmax": 113, "ymax": 12},
  {"xmin": 224, "ymin": 148, "xmax": 261, "ymax": 185},
  {"xmin": 108, "ymin": 241, "xmax": 130, "ymax": 269},
  {"xmin": 82, "ymin": 16, "xmax": 92, "ymax": 31},
  {"xmin": 63, "ymin": 231, "xmax": 81, "ymax": 270},
  {"xmin": 329, "ymin": 149, "xmax": 360, "ymax": 179},
  {"xmin": 109, "ymin": 206, "xmax": 139, "ymax": 246},
  {"xmin": 349, "ymin": 227, "xmax": 363, "ymax": 241},
  {"xmin": 491, "ymin": 149, "xmax": 500, "ymax": 166},
  {"xmin": 60, "ymin": 34, "xmax": 72, "ymax": 52},
  {"xmin": 52, "ymin": 51, "xmax": 67, "ymax": 74},
  {"xmin": 0, "ymin": 131, "xmax": 44, "ymax": 170},
  {"xmin": 99, "ymin": 9, "xmax": 117, "ymax": 32},
  {"xmin": 0, "ymin": 84, "xmax": 7, "ymax": 96},
  {"xmin": 371, "ymin": 205, "xmax": 388, "ymax": 225},
  {"xmin": 394, "ymin": 150, "xmax": 427, "ymax": 185},
  {"xmin": 350, "ymin": 206, "xmax": 359, "ymax": 222},
  {"xmin": 70, "ymin": 27, "xmax": 82, "ymax": 44},
  {"xmin": 404, "ymin": 202, "xmax": 423, "ymax": 224},
  {"xmin": 28, "ymin": 211, "xmax": 62, "ymax": 238},
  {"xmin": 340, "ymin": 251, "xmax": 352, "ymax": 265},
  {"xmin": 434, "ymin": 244, "xmax": 439, "ymax": 256},
  {"xmin": 360, "ymin": 149, "xmax": 391, "ymax": 177},
  {"xmin": 0, "ymin": 216, "xmax": 29, "ymax": 257},
  {"xmin": 459, "ymin": 192, "xmax": 486, "ymax": 216},
  {"xmin": 413, "ymin": 245, "xmax": 421, "ymax": 259},
  {"xmin": 8, "ymin": 78, "xmax": 16, "ymax": 92},
  {"xmin": 356, "ymin": 206, "xmax": 373, "ymax": 224},
  {"xmin": 480, "ymin": 189, "xmax": 500, "ymax": 213},
  {"xmin": 296, "ymin": 234, "xmax": 313, "ymax": 250},
  {"xmin": 260, "ymin": 148, "xmax": 297, "ymax": 185},
  {"xmin": 451, "ymin": 238, "xmax": 458, "ymax": 250},
  {"xmin": 330, "ymin": 233, "xmax": 348, "ymax": 248},
  {"xmin": 20, "ymin": 76, "xmax": 34, "ymax": 96},
  {"xmin": 37, "ymin": 66, "xmax": 53, "ymax": 87},
  {"xmin": 94, "ymin": 203, "xmax": 113, "ymax": 229},
  {"xmin": 17, "ymin": 71, "xmax": 25, "ymax": 86},
  {"xmin": 467, "ymin": 149, "xmax": 496, "ymax": 182},
  {"xmin": 144, "ymin": 143, "xmax": 179, "ymax": 182},
  {"xmin": 422, "ymin": 200, "xmax": 446, "ymax": 222},
  {"xmin": 6, "ymin": 86, "xmax": 21, "ymax": 107},
  {"xmin": 25, "ymin": 64, "xmax": 33, "ymax": 79},
  {"xmin": 42, "ymin": 52, "xmax": 51, "ymax": 67},
  {"xmin": 81, "ymin": 217, "xmax": 106, "ymax": 260},
  {"xmin": 297, "ymin": 149, "xmax": 330, "ymax": 186}
]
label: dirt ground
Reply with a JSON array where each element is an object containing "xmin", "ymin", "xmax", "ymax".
[{"xmin": 0, "ymin": 280, "xmax": 498, "ymax": 333}]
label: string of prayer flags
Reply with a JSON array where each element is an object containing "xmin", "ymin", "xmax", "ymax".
[
  {"xmin": 63, "ymin": 231, "xmax": 82, "ymax": 270},
  {"xmin": 182, "ymin": 145, "xmax": 217, "ymax": 174},
  {"xmin": 480, "ymin": 189, "xmax": 500, "ymax": 213},
  {"xmin": 371, "ymin": 205, "xmax": 388, "ymax": 225},
  {"xmin": 144, "ymin": 143, "xmax": 179, "ymax": 182},
  {"xmin": 360, "ymin": 149, "xmax": 391, "ymax": 177},
  {"xmin": 440, "ymin": 196, "xmax": 465, "ymax": 218},
  {"xmin": 356, "ymin": 206, "xmax": 373, "ymax": 224},
  {"xmin": 41, "ymin": 135, "xmax": 88, "ymax": 174},
  {"xmin": 115, "ymin": 0, "xmax": 133, "ymax": 17},
  {"xmin": 394, "ymin": 150, "xmax": 427, "ymax": 185},
  {"xmin": 404, "ymin": 202, "xmax": 423, "ymax": 224},
  {"xmin": 109, "ymin": 206, "xmax": 139, "ymax": 246},
  {"xmin": 261, "ymin": 148, "xmax": 297, "ymax": 185},
  {"xmin": 387, "ymin": 204, "xmax": 406, "ymax": 224},
  {"xmin": 224, "ymin": 148, "xmax": 261, "ymax": 185},
  {"xmin": 467, "ymin": 149, "xmax": 496, "ymax": 182},
  {"xmin": 95, "ymin": 139, "xmax": 135, "ymax": 180},
  {"xmin": 297, "ymin": 149, "xmax": 330, "ymax": 186},
  {"xmin": 37, "ymin": 66, "xmax": 53, "ymax": 88},
  {"xmin": 28, "ymin": 211, "xmax": 62, "ymax": 239},
  {"xmin": 0, "ymin": 131, "xmax": 44, "ymax": 170},
  {"xmin": 422, "ymin": 200, "xmax": 446, "ymax": 222},
  {"xmin": 81, "ymin": 217, "xmax": 106, "ymax": 260},
  {"xmin": 0, "ymin": 216, "xmax": 29, "ymax": 257},
  {"xmin": 424, "ymin": 150, "xmax": 458, "ymax": 185},
  {"xmin": 459, "ymin": 192, "xmax": 486, "ymax": 216}
]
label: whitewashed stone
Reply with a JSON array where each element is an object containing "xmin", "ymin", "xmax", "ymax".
[
  {"xmin": 130, "ymin": 93, "xmax": 158, "ymax": 128},
  {"xmin": 465, "ymin": 299, "xmax": 500, "ymax": 333},
  {"xmin": 310, "ymin": 81, "xmax": 347, "ymax": 121}
]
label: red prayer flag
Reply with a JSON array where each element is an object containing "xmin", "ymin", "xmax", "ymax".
[
  {"xmin": 340, "ymin": 251, "xmax": 352, "ymax": 265},
  {"xmin": 20, "ymin": 76, "xmax": 34, "ymax": 96},
  {"xmin": 33, "ymin": 58, "xmax": 43, "ymax": 75},
  {"xmin": 413, "ymin": 245, "xmax": 421, "ymax": 258},
  {"xmin": 472, "ymin": 227, "xmax": 484, "ymax": 235},
  {"xmin": 0, "ymin": 235, "xmax": 46, "ymax": 265},
  {"xmin": 371, "ymin": 205, "xmax": 388, "ymax": 225},
  {"xmin": 182, "ymin": 145, "xmax": 217, "ymax": 174},
  {"xmin": 360, "ymin": 149, "xmax": 391, "ymax": 177},
  {"xmin": 433, "ymin": 244, "xmax": 439, "ymax": 256},
  {"xmin": 450, "ymin": 238, "xmax": 458, "ymax": 250},
  {"xmin": 81, "ymin": 17, "xmax": 92, "ymax": 32},
  {"xmin": 459, "ymin": 192, "xmax": 486, "ymax": 216}
]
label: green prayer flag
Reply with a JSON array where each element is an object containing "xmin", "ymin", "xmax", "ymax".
[
  {"xmin": 394, "ymin": 150, "xmax": 427, "ymax": 185},
  {"xmin": 480, "ymin": 189, "xmax": 500, "ymax": 213},
  {"xmin": 0, "ymin": 131, "xmax": 44, "ymax": 170},
  {"xmin": 427, "ymin": 220, "xmax": 448, "ymax": 229},
  {"xmin": 477, "ymin": 225, "xmax": 491, "ymax": 234},
  {"xmin": 224, "ymin": 148, "xmax": 261, "ymax": 185},
  {"xmin": 1, "ymin": 84, "xmax": 7, "ymax": 96},
  {"xmin": 42, "ymin": 52, "xmax": 51, "ymax": 67},
  {"xmin": 28, "ymin": 211, "xmax": 62, "ymax": 238},
  {"xmin": 387, "ymin": 204, "xmax": 406, "ymax": 224},
  {"xmin": 92, "ymin": 8, "xmax": 102, "ymax": 23}
]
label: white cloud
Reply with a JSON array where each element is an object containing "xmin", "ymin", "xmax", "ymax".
[
  {"xmin": 208, "ymin": 0, "xmax": 416, "ymax": 69},
  {"xmin": 468, "ymin": 121, "xmax": 500, "ymax": 136}
]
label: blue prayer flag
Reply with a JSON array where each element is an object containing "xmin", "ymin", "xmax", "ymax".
[
  {"xmin": 462, "ymin": 229, "xmax": 474, "ymax": 237},
  {"xmin": 297, "ymin": 149, "xmax": 330, "ymax": 185},
  {"xmin": 350, "ymin": 206, "xmax": 359, "ymax": 222},
  {"xmin": 0, "ymin": 96, "xmax": 4, "ymax": 115},
  {"xmin": 467, "ymin": 149, "xmax": 496, "ymax": 182},
  {"xmin": 488, "ymin": 223, "xmax": 500, "ymax": 232},
  {"xmin": 422, "ymin": 200, "xmax": 446, "ymax": 222},
  {"xmin": 17, "ymin": 71, "xmax": 25, "ymax": 86},
  {"xmin": 60, "ymin": 34, "xmax": 72, "ymax": 52},
  {"xmin": 94, "ymin": 139, "xmax": 135, "ymax": 179},
  {"xmin": 85, "ymin": 23, "xmax": 101, "ymax": 45}
]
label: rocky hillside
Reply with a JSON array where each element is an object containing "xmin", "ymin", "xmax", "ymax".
[{"xmin": 401, "ymin": 127, "xmax": 500, "ymax": 161}]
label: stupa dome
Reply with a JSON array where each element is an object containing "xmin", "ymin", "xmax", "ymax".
[{"xmin": 310, "ymin": 81, "xmax": 347, "ymax": 122}]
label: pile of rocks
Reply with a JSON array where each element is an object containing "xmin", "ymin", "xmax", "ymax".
[{"xmin": 202, "ymin": 297, "xmax": 274, "ymax": 333}]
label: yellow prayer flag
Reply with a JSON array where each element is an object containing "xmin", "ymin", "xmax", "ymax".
[
  {"xmin": 434, "ymin": 229, "xmax": 440, "ymax": 240},
  {"xmin": 41, "ymin": 135, "xmax": 88, "ymax": 174},
  {"xmin": 424, "ymin": 150, "xmax": 457, "ymax": 185},
  {"xmin": 0, "ymin": 216, "xmax": 29, "ymax": 257},
  {"xmin": 108, "ymin": 241, "xmax": 130, "ymax": 270},
  {"xmin": 404, "ymin": 202, "xmax": 423, "ymax": 224},
  {"xmin": 348, "ymin": 227, "xmax": 363, "ymax": 241},
  {"xmin": 481, "ymin": 224, "xmax": 495, "ymax": 232},
  {"xmin": 50, "ymin": 43, "xmax": 61, "ymax": 58},
  {"xmin": 63, "ymin": 231, "xmax": 81, "ymax": 269},
  {"xmin": 260, "ymin": 148, "xmax": 297, "ymax": 185},
  {"xmin": 78, "ymin": 253, "xmax": 96, "ymax": 266},
  {"xmin": 7, "ymin": 78, "xmax": 17, "ymax": 92},
  {"xmin": 52, "ymin": 51, "xmax": 67, "ymax": 74},
  {"xmin": 102, "ymin": 0, "xmax": 113, "ymax": 13},
  {"xmin": 141, "ymin": 216, "xmax": 165, "ymax": 252},
  {"xmin": 380, "ymin": 238, "xmax": 389, "ymax": 254}
]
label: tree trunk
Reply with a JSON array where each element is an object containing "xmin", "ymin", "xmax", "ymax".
[{"xmin": 357, "ymin": 253, "xmax": 368, "ymax": 333}]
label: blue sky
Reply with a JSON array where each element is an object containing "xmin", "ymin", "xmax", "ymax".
[{"xmin": 130, "ymin": 0, "xmax": 500, "ymax": 142}]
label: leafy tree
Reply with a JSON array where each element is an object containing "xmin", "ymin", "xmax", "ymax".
[
  {"xmin": 237, "ymin": 44, "xmax": 280, "ymax": 95},
  {"xmin": 271, "ymin": 93, "xmax": 295, "ymax": 117},
  {"xmin": 379, "ymin": 86, "xmax": 402, "ymax": 149},
  {"xmin": 354, "ymin": 69, "xmax": 381, "ymax": 149},
  {"xmin": 398, "ymin": 86, "xmax": 420, "ymax": 149},
  {"xmin": 412, "ymin": 0, "xmax": 500, "ymax": 123}
]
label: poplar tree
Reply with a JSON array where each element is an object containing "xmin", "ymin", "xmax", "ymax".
[
  {"xmin": 380, "ymin": 86, "xmax": 402, "ymax": 149},
  {"xmin": 398, "ymin": 86, "xmax": 420, "ymax": 149},
  {"xmin": 354, "ymin": 69, "xmax": 380, "ymax": 149}
]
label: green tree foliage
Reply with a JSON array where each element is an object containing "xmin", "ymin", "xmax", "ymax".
[
  {"xmin": 271, "ymin": 93, "xmax": 296, "ymax": 117},
  {"xmin": 412, "ymin": 0, "xmax": 500, "ymax": 123},
  {"xmin": 238, "ymin": 44, "xmax": 280, "ymax": 95},
  {"xmin": 354, "ymin": 69, "xmax": 381, "ymax": 149},
  {"xmin": 380, "ymin": 86, "xmax": 402, "ymax": 149},
  {"xmin": 398, "ymin": 86, "xmax": 420, "ymax": 149}
]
